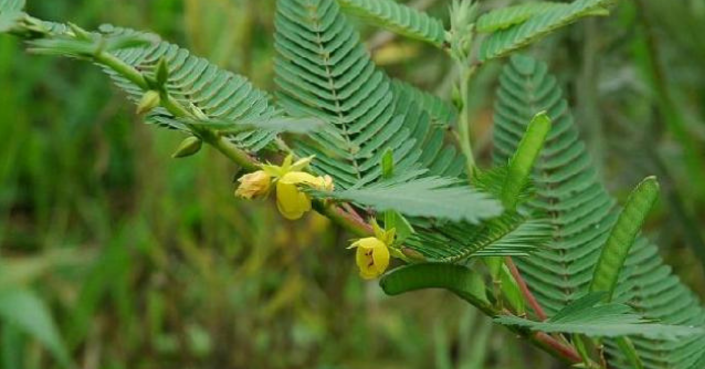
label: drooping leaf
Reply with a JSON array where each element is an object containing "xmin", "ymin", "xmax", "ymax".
[
  {"xmin": 322, "ymin": 174, "xmax": 502, "ymax": 223},
  {"xmin": 495, "ymin": 293, "xmax": 702, "ymax": 340},
  {"xmin": 0, "ymin": 288, "xmax": 72, "ymax": 368},
  {"xmin": 337, "ymin": 0, "xmax": 447, "ymax": 48},
  {"xmin": 478, "ymin": 0, "xmax": 612, "ymax": 61}
]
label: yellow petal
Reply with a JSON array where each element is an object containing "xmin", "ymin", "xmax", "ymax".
[
  {"xmin": 355, "ymin": 246, "xmax": 370, "ymax": 271},
  {"xmin": 276, "ymin": 180, "xmax": 311, "ymax": 220},
  {"xmin": 279, "ymin": 171, "xmax": 321, "ymax": 186},
  {"xmin": 356, "ymin": 247, "xmax": 379, "ymax": 280},
  {"xmin": 372, "ymin": 244, "xmax": 390, "ymax": 275},
  {"xmin": 353, "ymin": 237, "xmax": 389, "ymax": 279}
]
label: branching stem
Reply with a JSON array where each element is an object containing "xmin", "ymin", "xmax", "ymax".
[{"xmin": 10, "ymin": 20, "xmax": 598, "ymax": 367}]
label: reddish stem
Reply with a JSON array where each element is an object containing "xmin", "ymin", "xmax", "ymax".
[
  {"xmin": 534, "ymin": 332, "xmax": 583, "ymax": 363},
  {"xmin": 505, "ymin": 256, "xmax": 548, "ymax": 321}
]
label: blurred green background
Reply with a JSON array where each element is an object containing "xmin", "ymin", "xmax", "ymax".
[{"xmin": 0, "ymin": 0, "xmax": 703, "ymax": 368}]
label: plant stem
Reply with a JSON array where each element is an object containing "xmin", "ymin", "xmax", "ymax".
[
  {"xmin": 13, "ymin": 22, "xmax": 598, "ymax": 367},
  {"xmin": 94, "ymin": 52, "xmax": 149, "ymax": 90},
  {"xmin": 505, "ymin": 257, "xmax": 547, "ymax": 321},
  {"xmin": 96, "ymin": 36, "xmax": 593, "ymax": 369},
  {"xmin": 457, "ymin": 63, "xmax": 477, "ymax": 177}
]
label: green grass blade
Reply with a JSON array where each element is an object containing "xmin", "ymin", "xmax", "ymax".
[{"xmin": 0, "ymin": 288, "xmax": 72, "ymax": 368}]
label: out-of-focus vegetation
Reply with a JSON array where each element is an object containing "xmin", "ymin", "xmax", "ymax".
[{"xmin": 0, "ymin": 0, "xmax": 703, "ymax": 368}]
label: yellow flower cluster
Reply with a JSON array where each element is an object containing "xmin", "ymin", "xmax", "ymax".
[
  {"xmin": 236, "ymin": 155, "xmax": 395, "ymax": 280},
  {"xmin": 235, "ymin": 155, "xmax": 333, "ymax": 220},
  {"xmin": 348, "ymin": 222, "xmax": 395, "ymax": 280}
]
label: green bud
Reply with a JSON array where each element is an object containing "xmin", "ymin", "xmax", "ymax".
[
  {"xmin": 156, "ymin": 57, "xmax": 169, "ymax": 87},
  {"xmin": 451, "ymin": 84, "xmax": 463, "ymax": 109},
  {"xmin": 171, "ymin": 136, "xmax": 202, "ymax": 158},
  {"xmin": 136, "ymin": 90, "xmax": 160, "ymax": 115}
]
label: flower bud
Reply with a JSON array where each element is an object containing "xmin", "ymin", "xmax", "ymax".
[
  {"xmin": 235, "ymin": 170, "xmax": 272, "ymax": 200},
  {"xmin": 136, "ymin": 90, "xmax": 161, "ymax": 115},
  {"xmin": 171, "ymin": 136, "xmax": 202, "ymax": 159}
]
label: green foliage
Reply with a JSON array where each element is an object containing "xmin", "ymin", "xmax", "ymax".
[
  {"xmin": 380, "ymin": 264, "xmax": 490, "ymax": 309},
  {"xmin": 323, "ymin": 173, "xmax": 502, "ymax": 223},
  {"xmin": 0, "ymin": 0, "xmax": 23, "ymax": 12},
  {"xmin": 274, "ymin": 0, "xmax": 461, "ymax": 189},
  {"xmin": 23, "ymin": 23, "xmax": 281, "ymax": 153},
  {"xmin": 0, "ymin": 288, "xmax": 71, "ymax": 368},
  {"xmin": 476, "ymin": 2, "xmax": 567, "ymax": 33},
  {"xmin": 337, "ymin": 0, "xmax": 447, "ymax": 48},
  {"xmin": 493, "ymin": 55, "xmax": 705, "ymax": 369},
  {"xmin": 102, "ymin": 25, "xmax": 280, "ymax": 152},
  {"xmin": 495, "ymin": 293, "xmax": 702, "ymax": 340},
  {"xmin": 404, "ymin": 212, "xmax": 550, "ymax": 261},
  {"xmin": 590, "ymin": 176, "xmax": 660, "ymax": 301},
  {"xmin": 478, "ymin": 0, "xmax": 611, "ymax": 61},
  {"xmin": 187, "ymin": 116, "xmax": 325, "ymax": 135},
  {"xmin": 3, "ymin": 0, "xmax": 705, "ymax": 367},
  {"xmin": 500, "ymin": 111, "xmax": 551, "ymax": 210},
  {"xmin": 391, "ymin": 79, "xmax": 458, "ymax": 125}
]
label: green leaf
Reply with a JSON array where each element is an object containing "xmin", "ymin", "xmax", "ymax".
[
  {"xmin": 404, "ymin": 212, "xmax": 550, "ymax": 262},
  {"xmin": 501, "ymin": 111, "xmax": 551, "ymax": 210},
  {"xmin": 323, "ymin": 175, "xmax": 503, "ymax": 223},
  {"xmin": 27, "ymin": 30, "xmax": 157, "ymax": 56},
  {"xmin": 29, "ymin": 23, "xmax": 280, "ymax": 153},
  {"xmin": 391, "ymin": 80, "xmax": 458, "ymax": 126},
  {"xmin": 478, "ymin": 0, "xmax": 612, "ymax": 61},
  {"xmin": 0, "ymin": 10, "xmax": 23, "ymax": 33},
  {"xmin": 0, "ymin": 0, "xmax": 24, "ymax": 12},
  {"xmin": 380, "ymin": 264, "xmax": 491, "ymax": 310},
  {"xmin": 590, "ymin": 176, "xmax": 660, "ymax": 301},
  {"xmin": 615, "ymin": 337, "xmax": 645, "ymax": 369},
  {"xmin": 476, "ymin": 2, "xmax": 568, "ymax": 33},
  {"xmin": 492, "ymin": 55, "xmax": 705, "ymax": 369},
  {"xmin": 0, "ymin": 288, "xmax": 72, "ymax": 368},
  {"xmin": 275, "ymin": 0, "xmax": 462, "ymax": 189},
  {"xmin": 337, "ymin": 0, "xmax": 447, "ymax": 48},
  {"xmin": 495, "ymin": 293, "xmax": 702, "ymax": 340}
]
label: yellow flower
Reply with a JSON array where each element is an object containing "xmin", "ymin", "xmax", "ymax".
[
  {"xmin": 235, "ymin": 170, "xmax": 272, "ymax": 199},
  {"xmin": 349, "ymin": 237, "xmax": 390, "ymax": 279},
  {"xmin": 276, "ymin": 171, "xmax": 333, "ymax": 220},
  {"xmin": 348, "ymin": 223, "xmax": 395, "ymax": 279},
  {"xmin": 235, "ymin": 154, "xmax": 334, "ymax": 220}
]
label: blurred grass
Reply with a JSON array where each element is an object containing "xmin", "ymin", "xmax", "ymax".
[{"xmin": 0, "ymin": 0, "xmax": 704, "ymax": 368}]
